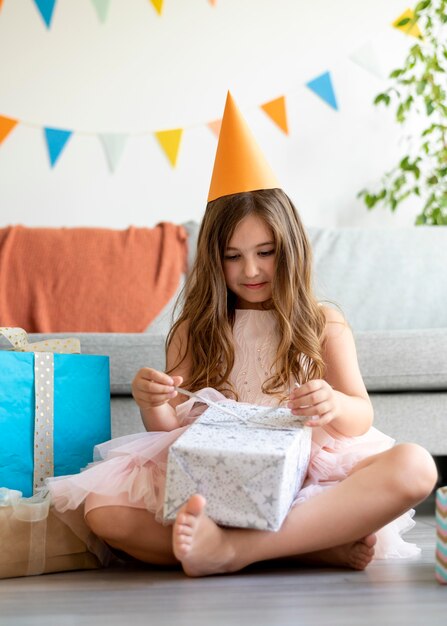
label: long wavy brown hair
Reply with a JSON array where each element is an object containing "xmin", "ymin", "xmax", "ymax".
[{"xmin": 167, "ymin": 188, "xmax": 327, "ymax": 400}]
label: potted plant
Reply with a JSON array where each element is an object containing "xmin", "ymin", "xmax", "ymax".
[{"xmin": 359, "ymin": 0, "xmax": 447, "ymax": 225}]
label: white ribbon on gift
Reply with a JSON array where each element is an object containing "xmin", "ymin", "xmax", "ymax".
[
  {"xmin": 0, "ymin": 487, "xmax": 51, "ymax": 576},
  {"xmin": 0, "ymin": 327, "xmax": 81, "ymax": 494}
]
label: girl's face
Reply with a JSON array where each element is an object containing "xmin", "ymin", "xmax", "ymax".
[{"xmin": 222, "ymin": 214, "xmax": 276, "ymax": 310}]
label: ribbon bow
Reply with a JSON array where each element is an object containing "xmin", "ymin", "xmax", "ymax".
[{"xmin": 0, "ymin": 327, "xmax": 81, "ymax": 354}]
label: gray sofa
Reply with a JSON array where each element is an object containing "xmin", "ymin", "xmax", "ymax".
[{"xmin": 30, "ymin": 223, "xmax": 447, "ymax": 457}]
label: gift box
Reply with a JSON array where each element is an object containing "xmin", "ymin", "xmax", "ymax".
[
  {"xmin": 163, "ymin": 402, "xmax": 311, "ymax": 531},
  {"xmin": 0, "ymin": 327, "xmax": 111, "ymax": 496},
  {"xmin": 0, "ymin": 488, "xmax": 101, "ymax": 579},
  {"xmin": 436, "ymin": 486, "xmax": 447, "ymax": 584}
]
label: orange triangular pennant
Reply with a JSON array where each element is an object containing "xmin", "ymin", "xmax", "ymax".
[
  {"xmin": 208, "ymin": 92, "xmax": 280, "ymax": 202},
  {"xmin": 207, "ymin": 119, "xmax": 222, "ymax": 138},
  {"xmin": 150, "ymin": 0, "xmax": 163, "ymax": 15},
  {"xmin": 260, "ymin": 96, "xmax": 289, "ymax": 134},
  {"xmin": 0, "ymin": 0, "xmax": 4, "ymax": 11},
  {"xmin": 0, "ymin": 115, "xmax": 18, "ymax": 144},
  {"xmin": 155, "ymin": 128, "xmax": 183, "ymax": 167}
]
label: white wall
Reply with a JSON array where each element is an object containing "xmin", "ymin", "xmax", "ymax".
[{"xmin": 0, "ymin": 0, "xmax": 421, "ymax": 228}]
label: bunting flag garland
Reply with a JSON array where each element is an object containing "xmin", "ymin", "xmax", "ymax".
[
  {"xmin": 44, "ymin": 127, "xmax": 73, "ymax": 167},
  {"xmin": 306, "ymin": 71, "xmax": 338, "ymax": 111},
  {"xmin": 155, "ymin": 128, "xmax": 183, "ymax": 167},
  {"xmin": 0, "ymin": 115, "xmax": 18, "ymax": 144},
  {"xmin": 33, "ymin": 0, "xmax": 57, "ymax": 28},
  {"xmin": 392, "ymin": 8, "xmax": 423, "ymax": 39},
  {"xmin": 150, "ymin": 0, "xmax": 164, "ymax": 16},
  {"xmin": 0, "ymin": 0, "xmax": 3, "ymax": 12},
  {"xmin": 349, "ymin": 40, "xmax": 386, "ymax": 80},
  {"xmin": 207, "ymin": 119, "xmax": 222, "ymax": 138},
  {"xmin": 90, "ymin": 0, "xmax": 111, "ymax": 23},
  {"xmin": 260, "ymin": 96, "xmax": 289, "ymax": 135},
  {"xmin": 23, "ymin": 0, "xmax": 218, "ymax": 27},
  {"xmin": 98, "ymin": 133, "xmax": 128, "ymax": 172}
]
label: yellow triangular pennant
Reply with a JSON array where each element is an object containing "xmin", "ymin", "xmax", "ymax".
[
  {"xmin": 207, "ymin": 119, "xmax": 222, "ymax": 138},
  {"xmin": 150, "ymin": 0, "xmax": 163, "ymax": 15},
  {"xmin": 392, "ymin": 8, "xmax": 423, "ymax": 39},
  {"xmin": 155, "ymin": 129, "xmax": 183, "ymax": 167},
  {"xmin": 0, "ymin": 115, "xmax": 18, "ymax": 144},
  {"xmin": 260, "ymin": 96, "xmax": 289, "ymax": 135}
]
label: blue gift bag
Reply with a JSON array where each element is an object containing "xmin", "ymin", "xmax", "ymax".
[{"xmin": 0, "ymin": 329, "xmax": 111, "ymax": 497}]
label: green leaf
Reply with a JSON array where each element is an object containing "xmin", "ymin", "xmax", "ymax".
[
  {"xmin": 374, "ymin": 93, "xmax": 391, "ymax": 106},
  {"xmin": 400, "ymin": 156, "xmax": 410, "ymax": 169},
  {"xmin": 415, "ymin": 0, "xmax": 431, "ymax": 11},
  {"xmin": 364, "ymin": 194, "xmax": 377, "ymax": 209},
  {"xmin": 415, "ymin": 214, "xmax": 427, "ymax": 225},
  {"xmin": 416, "ymin": 80, "xmax": 427, "ymax": 94},
  {"xmin": 425, "ymin": 100, "xmax": 435, "ymax": 115},
  {"xmin": 396, "ymin": 103, "xmax": 406, "ymax": 122},
  {"xmin": 389, "ymin": 68, "xmax": 404, "ymax": 78},
  {"xmin": 397, "ymin": 17, "xmax": 411, "ymax": 26}
]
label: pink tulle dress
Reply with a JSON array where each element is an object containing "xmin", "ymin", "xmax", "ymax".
[{"xmin": 47, "ymin": 309, "xmax": 420, "ymax": 563}]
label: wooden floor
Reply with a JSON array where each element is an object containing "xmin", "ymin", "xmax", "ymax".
[{"xmin": 0, "ymin": 504, "xmax": 445, "ymax": 626}]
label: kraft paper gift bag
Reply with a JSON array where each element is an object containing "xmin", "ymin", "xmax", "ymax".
[
  {"xmin": 0, "ymin": 327, "xmax": 111, "ymax": 496},
  {"xmin": 0, "ymin": 488, "xmax": 101, "ymax": 579},
  {"xmin": 163, "ymin": 402, "xmax": 311, "ymax": 531}
]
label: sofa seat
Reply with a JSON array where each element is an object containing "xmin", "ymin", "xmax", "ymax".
[{"xmin": 356, "ymin": 328, "xmax": 447, "ymax": 391}]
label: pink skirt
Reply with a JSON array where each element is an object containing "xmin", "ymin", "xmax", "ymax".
[{"xmin": 47, "ymin": 388, "xmax": 420, "ymax": 562}]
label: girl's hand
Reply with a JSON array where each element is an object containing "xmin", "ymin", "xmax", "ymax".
[
  {"xmin": 287, "ymin": 380, "xmax": 340, "ymax": 427},
  {"xmin": 132, "ymin": 368, "xmax": 183, "ymax": 410}
]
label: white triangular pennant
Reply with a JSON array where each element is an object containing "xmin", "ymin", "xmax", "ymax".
[
  {"xmin": 98, "ymin": 133, "xmax": 128, "ymax": 172},
  {"xmin": 349, "ymin": 41, "xmax": 387, "ymax": 80},
  {"xmin": 90, "ymin": 0, "xmax": 111, "ymax": 23}
]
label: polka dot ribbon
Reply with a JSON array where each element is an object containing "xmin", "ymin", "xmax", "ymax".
[
  {"xmin": 0, "ymin": 327, "xmax": 80, "ymax": 354},
  {"xmin": 0, "ymin": 327, "xmax": 81, "ymax": 493}
]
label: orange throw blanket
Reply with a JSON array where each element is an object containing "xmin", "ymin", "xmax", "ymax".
[{"xmin": 0, "ymin": 223, "xmax": 188, "ymax": 332}]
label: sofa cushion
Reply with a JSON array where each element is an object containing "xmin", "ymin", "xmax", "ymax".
[
  {"xmin": 307, "ymin": 226, "xmax": 447, "ymax": 331},
  {"xmin": 355, "ymin": 328, "xmax": 447, "ymax": 391}
]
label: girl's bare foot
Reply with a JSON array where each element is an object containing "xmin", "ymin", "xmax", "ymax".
[
  {"xmin": 172, "ymin": 494, "xmax": 235, "ymax": 577},
  {"xmin": 298, "ymin": 534, "xmax": 377, "ymax": 570}
]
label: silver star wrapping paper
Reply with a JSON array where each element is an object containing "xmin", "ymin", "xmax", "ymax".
[{"xmin": 163, "ymin": 401, "xmax": 312, "ymax": 531}]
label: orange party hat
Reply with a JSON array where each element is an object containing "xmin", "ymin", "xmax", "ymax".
[{"xmin": 208, "ymin": 92, "xmax": 280, "ymax": 202}]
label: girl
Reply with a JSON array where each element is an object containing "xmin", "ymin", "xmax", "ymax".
[
  {"xmin": 49, "ymin": 187, "xmax": 437, "ymax": 577},
  {"xmin": 48, "ymin": 95, "xmax": 437, "ymax": 577}
]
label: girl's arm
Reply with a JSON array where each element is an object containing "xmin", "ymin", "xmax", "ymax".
[
  {"xmin": 289, "ymin": 306, "xmax": 373, "ymax": 437},
  {"xmin": 131, "ymin": 322, "xmax": 192, "ymax": 432}
]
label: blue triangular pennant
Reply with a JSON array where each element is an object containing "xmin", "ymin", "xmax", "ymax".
[
  {"xmin": 306, "ymin": 71, "xmax": 338, "ymax": 111},
  {"xmin": 33, "ymin": 0, "xmax": 57, "ymax": 28},
  {"xmin": 44, "ymin": 127, "xmax": 72, "ymax": 167}
]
